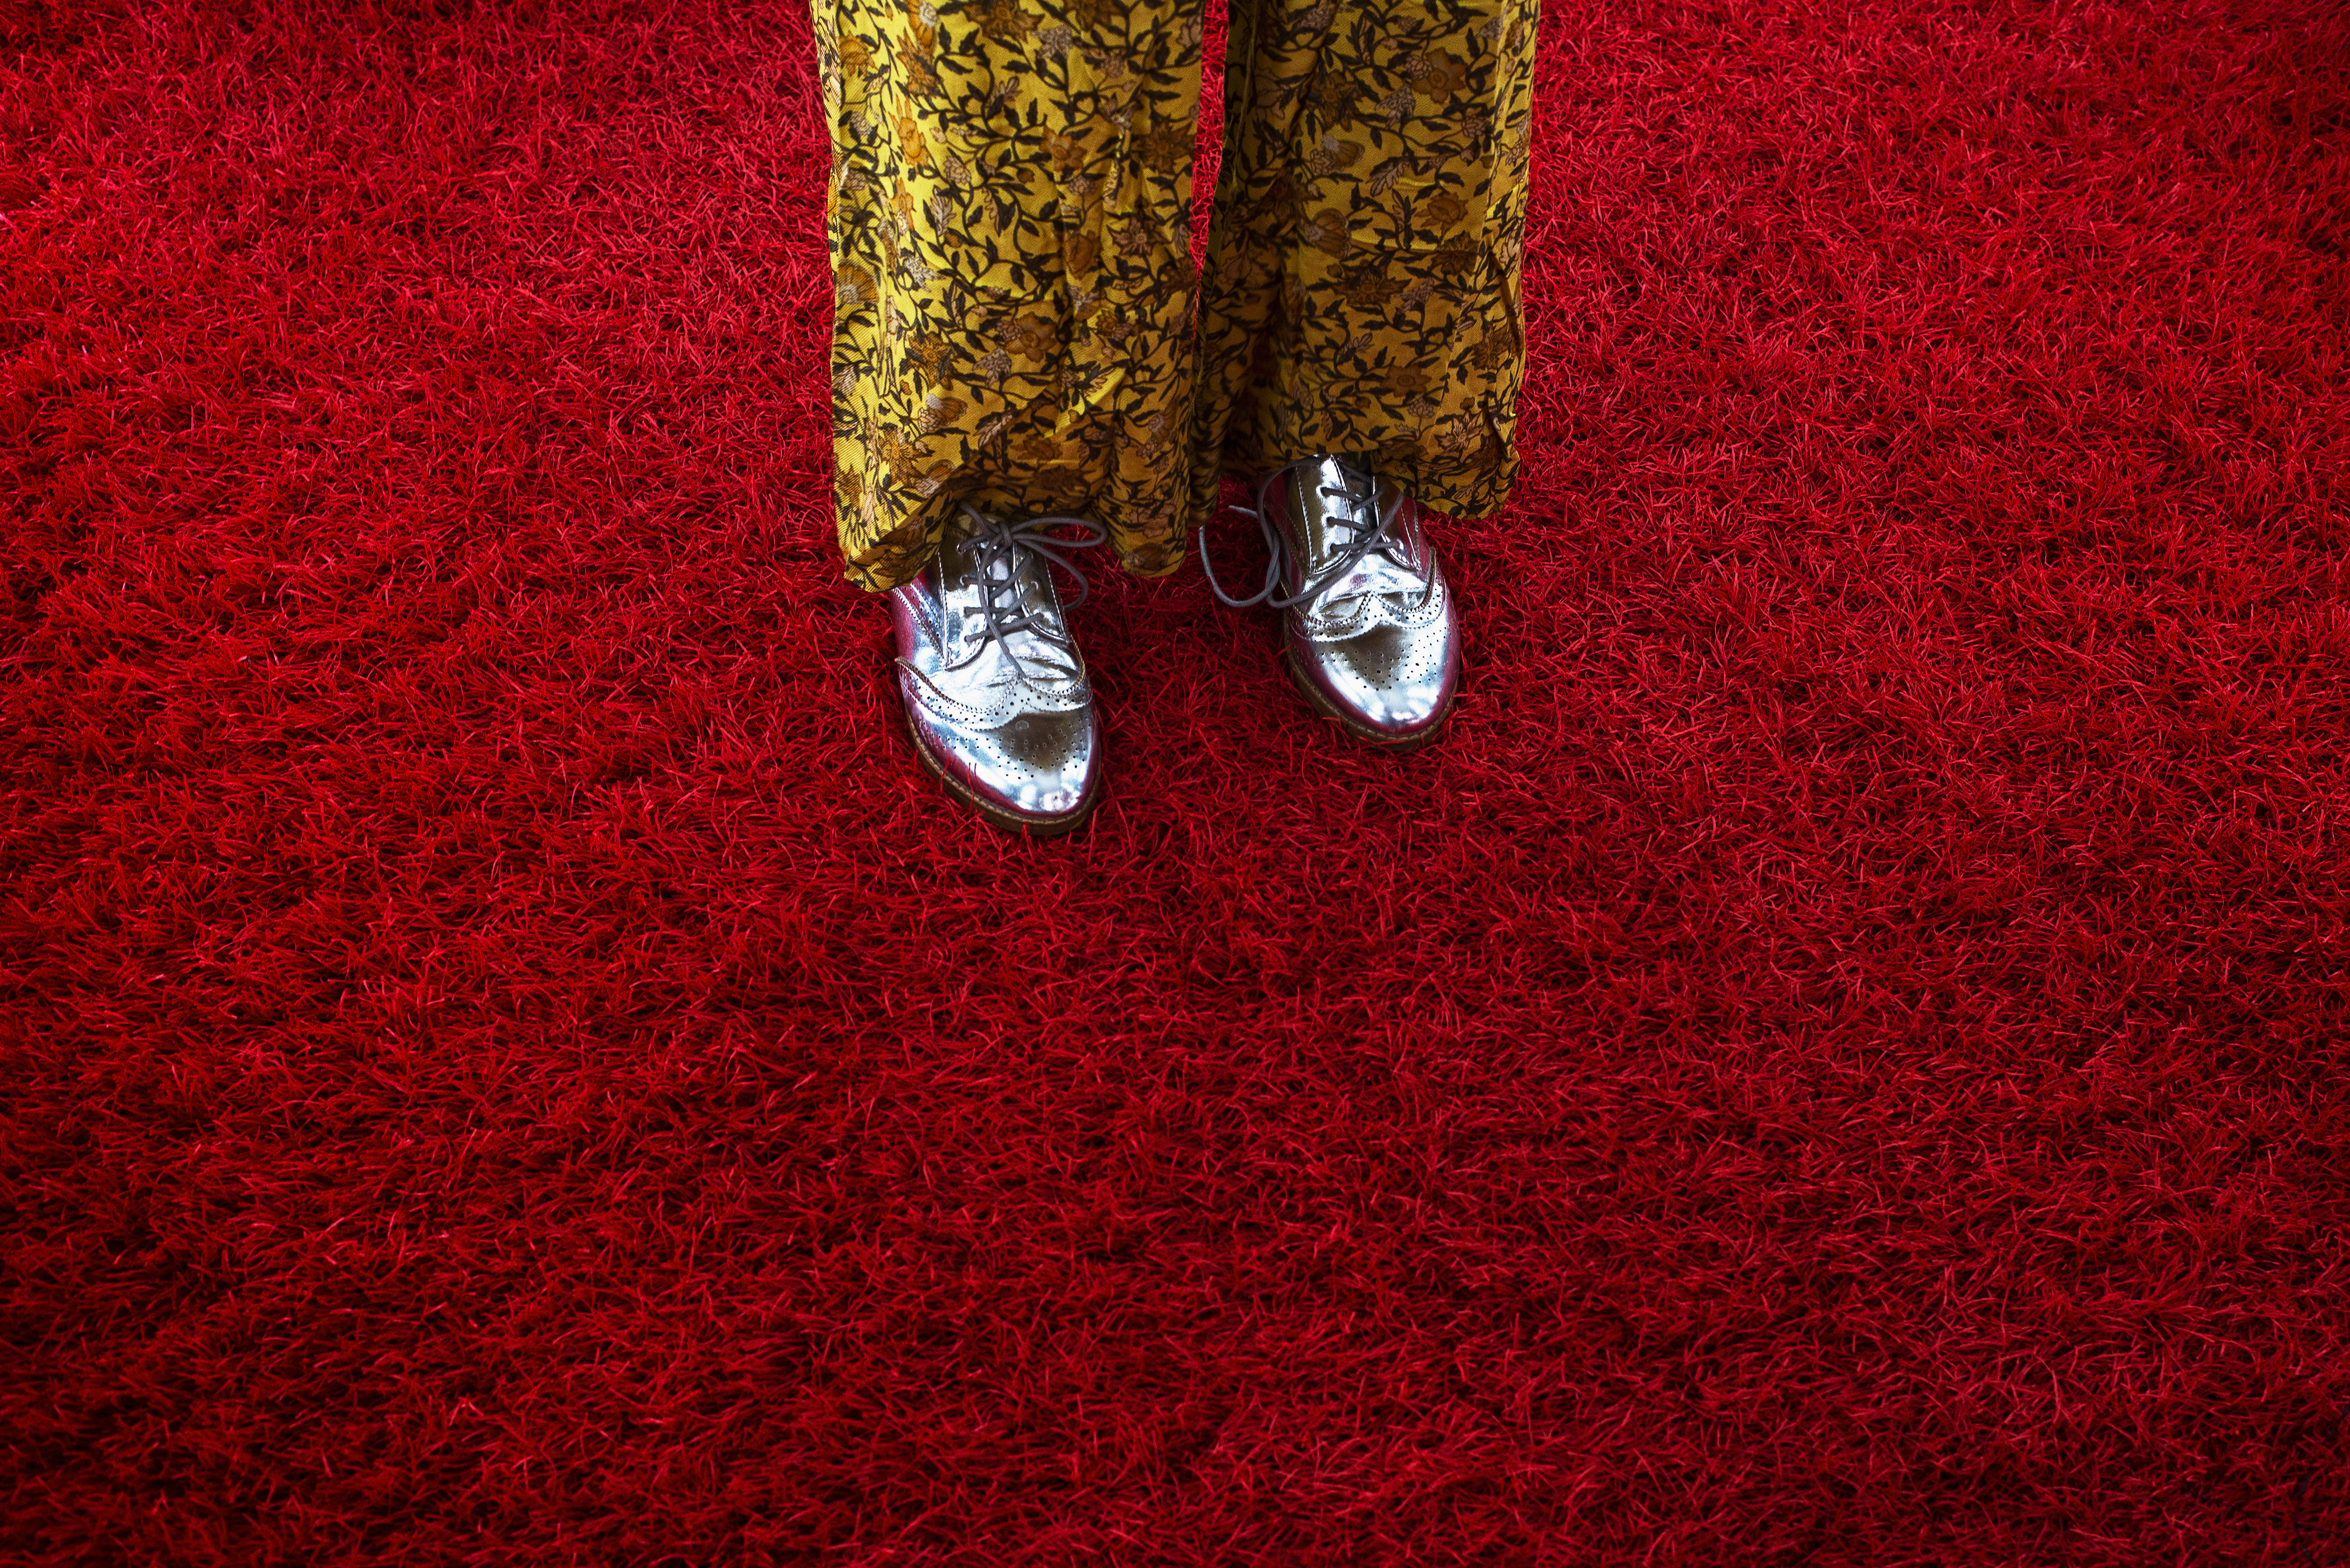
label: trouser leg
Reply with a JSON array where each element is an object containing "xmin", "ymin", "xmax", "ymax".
[
  {"xmin": 1190, "ymin": 0, "xmax": 1540, "ymax": 526},
  {"xmin": 819, "ymin": 0, "xmax": 1210, "ymax": 591}
]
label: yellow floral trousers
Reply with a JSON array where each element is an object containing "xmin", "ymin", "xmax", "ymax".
[{"xmin": 818, "ymin": 0, "xmax": 1539, "ymax": 591}]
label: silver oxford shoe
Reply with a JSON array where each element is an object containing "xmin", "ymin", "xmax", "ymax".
[
  {"xmin": 888, "ymin": 503, "xmax": 1108, "ymax": 837},
  {"xmin": 1200, "ymin": 454, "xmax": 1463, "ymax": 753}
]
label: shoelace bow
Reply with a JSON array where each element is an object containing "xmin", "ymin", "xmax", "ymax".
[
  {"xmin": 958, "ymin": 502, "xmax": 1106, "ymax": 683},
  {"xmin": 1198, "ymin": 454, "xmax": 1410, "ymax": 611}
]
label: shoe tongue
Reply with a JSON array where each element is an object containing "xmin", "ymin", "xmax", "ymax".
[
  {"xmin": 1318, "ymin": 465, "xmax": 1424, "ymax": 597},
  {"xmin": 1323, "ymin": 459, "xmax": 1382, "ymax": 536}
]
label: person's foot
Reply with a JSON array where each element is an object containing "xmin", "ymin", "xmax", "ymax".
[
  {"xmin": 888, "ymin": 503, "xmax": 1107, "ymax": 836},
  {"xmin": 1201, "ymin": 454, "xmax": 1463, "ymax": 752}
]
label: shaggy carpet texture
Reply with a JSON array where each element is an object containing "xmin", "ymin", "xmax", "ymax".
[{"xmin": 5, "ymin": 0, "xmax": 2348, "ymax": 1561}]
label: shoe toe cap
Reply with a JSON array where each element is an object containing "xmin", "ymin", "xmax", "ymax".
[
  {"xmin": 1309, "ymin": 620, "xmax": 1460, "ymax": 735},
  {"xmin": 910, "ymin": 698, "xmax": 1102, "ymax": 824},
  {"xmin": 976, "ymin": 709, "xmax": 1100, "ymax": 817}
]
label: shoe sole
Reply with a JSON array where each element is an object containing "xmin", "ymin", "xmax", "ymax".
[
  {"xmin": 1284, "ymin": 646, "xmax": 1457, "ymax": 756},
  {"xmin": 903, "ymin": 706, "xmax": 1102, "ymax": 839}
]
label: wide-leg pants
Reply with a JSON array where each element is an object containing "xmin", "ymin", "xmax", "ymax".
[{"xmin": 818, "ymin": 0, "xmax": 1539, "ymax": 592}]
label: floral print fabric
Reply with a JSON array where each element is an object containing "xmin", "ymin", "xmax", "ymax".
[{"xmin": 817, "ymin": 0, "xmax": 1539, "ymax": 591}]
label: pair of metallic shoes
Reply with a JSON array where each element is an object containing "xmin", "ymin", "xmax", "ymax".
[{"xmin": 887, "ymin": 455, "xmax": 1463, "ymax": 837}]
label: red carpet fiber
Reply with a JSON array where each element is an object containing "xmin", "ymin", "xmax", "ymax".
[{"xmin": 6, "ymin": 0, "xmax": 2349, "ymax": 1560}]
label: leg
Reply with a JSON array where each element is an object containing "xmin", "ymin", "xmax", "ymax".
[
  {"xmin": 816, "ymin": 0, "xmax": 1211, "ymax": 832},
  {"xmin": 819, "ymin": 0, "xmax": 1211, "ymax": 593},
  {"xmin": 1188, "ymin": 0, "xmax": 1539, "ymax": 751},
  {"xmin": 1190, "ymin": 0, "xmax": 1539, "ymax": 524}
]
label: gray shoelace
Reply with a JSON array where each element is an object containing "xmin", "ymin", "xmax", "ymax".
[
  {"xmin": 959, "ymin": 502, "xmax": 1106, "ymax": 683},
  {"xmin": 1198, "ymin": 454, "xmax": 1403, "ymax": 611}
]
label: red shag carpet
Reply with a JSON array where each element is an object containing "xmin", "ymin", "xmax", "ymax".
[{"xmin": 5, "ymin": 0, "xmax": 2349, "ymax": 1561}]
